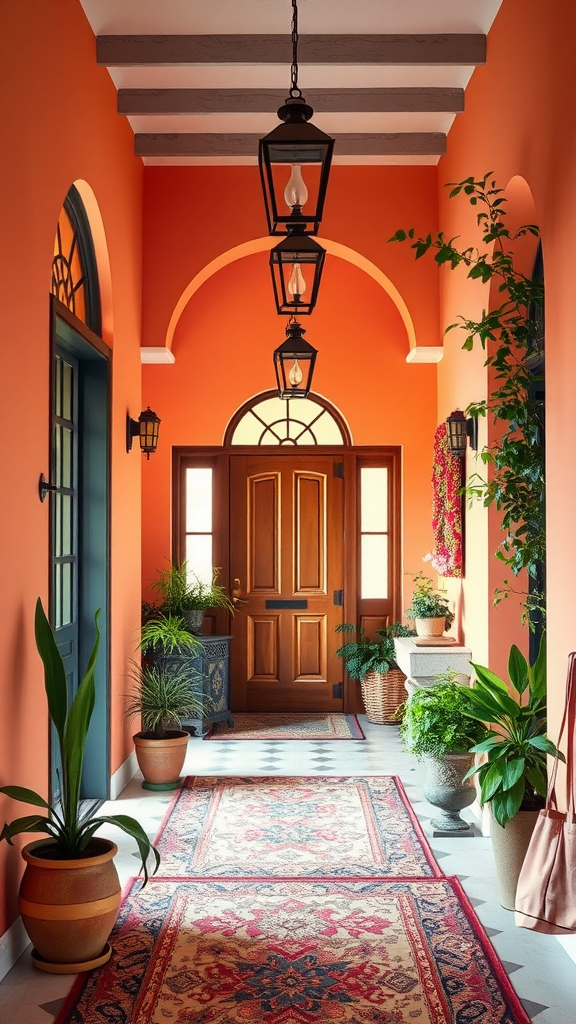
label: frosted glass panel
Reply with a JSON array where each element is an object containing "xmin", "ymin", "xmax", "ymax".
[
  {"xmin": 185, "ymin": 468, "xmax": 212, "ymax": 532},
  {"xmin": 185, "ymin": 535, "xmax": 213, "ymax": 585},
  {"xmin": 361, "ymin": 467, "xmax": 388, "ymax": 531},
  {"xmin": 361, "ymin": 535, "xmax": 388, "ymax": 599}
]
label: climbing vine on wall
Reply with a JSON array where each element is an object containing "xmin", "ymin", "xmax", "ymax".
[{"xmin": 389, "ymin": 173, "xmax": 544, "ymax": 623}]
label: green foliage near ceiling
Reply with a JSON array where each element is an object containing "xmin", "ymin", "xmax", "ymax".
[{"xmin": 389, "ymin": 173, "xmax": 545, "ymax": 625}]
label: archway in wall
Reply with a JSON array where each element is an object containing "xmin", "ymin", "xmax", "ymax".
[{"xmin": 49, "ymin": 184, "xmax": 111, "ymax": 801}]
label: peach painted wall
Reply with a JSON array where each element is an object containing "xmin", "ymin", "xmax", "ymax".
[
  {"xmin": 142, "ymin": 251, "xmax": 437, "ymax": 602},
  {"xmin": 0, "ymin": 0, "xmax": 143, "ymax": 937},
  {"xmin": 141, "ymin": 166, "xmax": 441, "ymax": 612},
  {"xmin": 437, "ymin": 0, "xmax": 576, "ymax": 734}
]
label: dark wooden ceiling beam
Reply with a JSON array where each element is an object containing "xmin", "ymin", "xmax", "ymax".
[
  {"xmin": 119, "ymin": 87, "xmax": 464, "ymax": 115},
  {"xmin": 135, "ymin": 132, "xmax": 446, "ymax": 158},
  {"xmin": 99, "ymin": 34, "xmax": 485, "ymax": 67}
]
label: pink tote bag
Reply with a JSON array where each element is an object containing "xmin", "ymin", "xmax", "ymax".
[{"xmin": 515, "ymin": 652, "xmax": 576, "ymax": 933}]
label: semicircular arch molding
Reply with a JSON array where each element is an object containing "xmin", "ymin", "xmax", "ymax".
[
  {"xmin": 165, "ymin": 236, "xmax": 417, "ymax": 355},
  {"xmin": 72, "ymin": 179, "xmax": 114, "ymax": 346}
]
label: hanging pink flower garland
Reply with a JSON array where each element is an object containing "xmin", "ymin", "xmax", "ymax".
[{"xmin": 429, "ymin": 423, "xmax": 463, "ymax": 577}]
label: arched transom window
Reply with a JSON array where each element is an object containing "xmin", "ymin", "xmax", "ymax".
[
  {"xmin": 51, "ymin": 185, "xmax": 101, "ymax": 335},
  {"xmin": 225, "ymin": 391, "xmax": 351, "ymax": 446}
]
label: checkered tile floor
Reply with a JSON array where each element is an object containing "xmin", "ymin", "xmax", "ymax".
[{"xmin": 1, "ymin": 718, "xmax": 574, "ymax": 1022}]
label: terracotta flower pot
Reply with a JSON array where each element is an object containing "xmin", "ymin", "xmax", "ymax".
[
  {"xmin": 415, "ymin": 616, "xmax": 446, "ymax": 637},
  {"xmin": 133, "ymin": 729, "xmax": 189, "ymax": 790},
  {"xmin": 19, "ymin": 837, "xmax": 120, "ymax": 972}
]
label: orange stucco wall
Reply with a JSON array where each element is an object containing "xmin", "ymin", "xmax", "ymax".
[
  {"xmin": 437, "ymin": 0, "xmax": 576, "ymax": 733},
  {"xmin": 0, "ymin": 0, "xmax": 143, "ymax": 936},
  {"xmin": 141, "ymin": 166, "xmax": 441, "ymax": 608}
]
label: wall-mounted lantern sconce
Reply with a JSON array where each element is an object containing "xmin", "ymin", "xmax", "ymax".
[
  {"xmin": 258, "ymin": 0, "xmax": 334, "ymax": 236},
  {"xmin": 273, "ymin": 318, "xmax": 317, "ymax": 399},
  {"xmin": 126, "ymin": 407, "xmax": 161, "ymax": 459},
  {"xmin": 270, "ymin": 230, "xmax": 326, "ymax": 315},
  {"xmin": 446, "ymin": 409, "xmax": 478, "ymax": 458}
]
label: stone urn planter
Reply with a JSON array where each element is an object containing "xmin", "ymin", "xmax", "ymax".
[
  {"xmin": 183, "ymin": 609, "xmax": 205, "ymax": 635},
  {"xmin": 489, "ymin": 808, "xmax": 539, "ymax": 910},
  {"xmin": 423, "ymin": 752, "xmax": 476, "ymax": 834}
]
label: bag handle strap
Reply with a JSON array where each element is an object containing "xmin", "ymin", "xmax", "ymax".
[{"xmin": 546, "ymin": 651, "xmax": 576, "ymax": 812}]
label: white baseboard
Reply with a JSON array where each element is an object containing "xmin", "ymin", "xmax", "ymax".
[
  {"xmin": 0, "ymin": 915, "xmax": 29, "ymax": 982},
  {"xmin": 110, "ymin": 750, "xmax": 138, "ymax": 800}
]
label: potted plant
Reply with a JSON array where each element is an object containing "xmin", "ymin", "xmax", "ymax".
[
  {"xmin": 139, "ymin": 611, "xmax": 201, "ymax": 656},
  {"xmin": 125, "ymin": 660, "xmax": 207, "ymax": 790},
  {"xmin": 151, "ymin": 560, "xmax": 233, "ymax": 635},
  {"xmin": 405, "ymin": 571, "xmax": 455, "ymax": 637},
  {"xmin": 461, "ymin": 639, "xmax": 563, "ymax": 908},
  {"xmin": 400, "ymin": 671, "xmax": 489, "ymax": 833},
  {"xmin": 0, "ymin": 600, "xmax": 160, "ymax": 973},
  {"xmin": 335, "ymin": 622, "xmax": 415, "ymax": 723}
]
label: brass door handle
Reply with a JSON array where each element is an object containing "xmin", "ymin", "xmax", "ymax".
[{"xmin": 232, "ymin": 578, "xmax": 248, "ymax": 604}]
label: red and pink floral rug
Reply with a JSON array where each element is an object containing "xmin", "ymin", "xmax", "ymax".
[
  {"xmin": 154, "ymin": 775, "xmax": 441, "ymax": 878},
  {"xmin": 56, "ymin": 876, "xmax": 530, "ymax": 1024},
  {"xmin": 208, "ymin": 713, "xmax": 364, "ymax": 740}
]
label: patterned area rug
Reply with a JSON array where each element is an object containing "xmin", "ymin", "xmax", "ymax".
[
  {"xmin": 155, "ymin": 776, "xmax": 441, "ymax": 877},
  {"xmin": 55, "ymin": 876, "xmax": 530, "ymax": 1024},
  {"xmin": 208, "ymin": 713, "xmax": 365, "ymax": 740}
]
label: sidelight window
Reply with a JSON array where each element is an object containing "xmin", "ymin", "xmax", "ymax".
[
  {"xmin": 184, "ymin": 466, "xmax": 214, "ymax": 584},
  {"xmin": 360, "ymin": 466, "xmax": 389, "ymax": 599}
]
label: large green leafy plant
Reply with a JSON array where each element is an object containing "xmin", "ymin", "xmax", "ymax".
[
  {"xmin": 0, "ymin": 600, "xmax": 160, "ymax": 883},
  {"xmin": 390, "ymin": 174, "xmax": 544, "ymax": 622},
  {"xmin": 462, "ymin": 641, "xmax": 562, "ymax": 827},
  {"xmin": 400, "ymin": 674, "xmax": 488, "ymax": 759},
  {"xmin": 335, "ymin": 622, "xmax": 415, "ymax": 682}
]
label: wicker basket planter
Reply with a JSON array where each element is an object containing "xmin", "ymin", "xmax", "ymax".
[{"xmin": 360, "ymin": 668, "xmax": 407, "ymax": 724}]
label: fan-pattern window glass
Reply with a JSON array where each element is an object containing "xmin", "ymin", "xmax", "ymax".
[
  {"xmin": 230, "ymin": 395, "xmax": 346, "ymax": 446},
  {"xmin": 52, "ymin": 205, "xmax": 87, "ymax": 324},
  {"xmin": 51, "ymin": 185, "xmax": 101, "ymax": 334}
]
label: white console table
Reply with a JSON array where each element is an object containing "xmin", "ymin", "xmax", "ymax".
[{"xmin": 393, "ymin": 637, "xmax": 473, "ymax": 695}]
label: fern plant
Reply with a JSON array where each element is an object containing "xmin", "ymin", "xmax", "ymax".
[
  {"xmin": 400, "ymin": 673, "xmax": 488, "ymax": 759},
  {"xmin": 335, "ymin": 622, "xmax": 415, "ymax": 682}
]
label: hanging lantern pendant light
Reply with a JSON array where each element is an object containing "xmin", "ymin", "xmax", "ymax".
[
  {"xmin": 269, "ymin": 229, "xmax": 326, "ymax": 315},
  {"xmin": 259, "ymin": 0, "xmax": 334, "ymax": 236},
  {"xmin": 273, "ymin": 318, "xmax": 317, "ymax": 399}
]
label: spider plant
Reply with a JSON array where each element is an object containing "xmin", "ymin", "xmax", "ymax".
[{"xmin": 125, "ymin": 660, "xmax": 207, "ymax": 739}]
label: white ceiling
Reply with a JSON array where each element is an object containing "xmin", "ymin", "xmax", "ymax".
[{"xmin": 79, "ymin": 0, "xmax": 504, "ymax": 166}]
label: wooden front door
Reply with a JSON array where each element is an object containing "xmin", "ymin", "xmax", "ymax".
[{"xmin": 229, "ymin": 453, "xmax": 344, "ymax": 711}]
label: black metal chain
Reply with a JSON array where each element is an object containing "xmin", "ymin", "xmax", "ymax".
[{"xmin": 290, "ymin": 0, "xmax": 302, "ymax": 98}]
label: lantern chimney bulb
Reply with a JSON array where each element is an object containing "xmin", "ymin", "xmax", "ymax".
[
  {"xmin": 289, "ymin": 360, "xmax": 304, "ymax": 387},
  {"xmin": 287, "ymin": 263, "xmax": 307, "ymax": 301},
  {"xmin": 284, "ymin": 165, "xmax": 308, "ymax": 212}
]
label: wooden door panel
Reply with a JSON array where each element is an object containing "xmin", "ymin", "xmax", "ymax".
[
  {"xmin": 247, "ymin": 615, "xmax": 280, "ymax": 681},
  {"xmin": 294, "ymin": 614, "xmax": 327, "ymax": 681},
  {"xmin": 294, "ymin": 473, "xmax": 326, "ymax": 593},
  {"xmin": 249, "ymin": 474, "xmax": 280, "ymax": 592}
]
